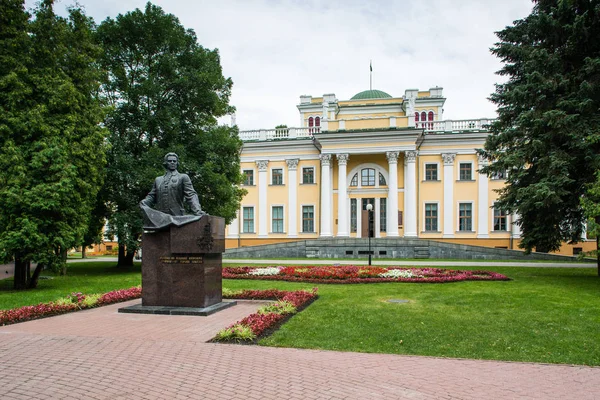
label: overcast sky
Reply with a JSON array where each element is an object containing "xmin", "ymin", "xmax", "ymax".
[{"xmin": 29, "ymin": 0, "xmax": 534, "ymax": 130}]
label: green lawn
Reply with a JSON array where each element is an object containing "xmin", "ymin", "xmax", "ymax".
[
  {"xmin": 0, "ymin": 262, "xmax": 141, "ymax": 310},
  {"xmin": 226, "ymin": 266, "xmax": 600, "ymax": 366},
  {"xmin": 1, "ymin": 262, "xmax": 598, "ymax": 366}
]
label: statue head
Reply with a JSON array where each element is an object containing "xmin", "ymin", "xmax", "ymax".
[{"xmin": 163, "ymin": 152, "xmax": 179, "ymax": 171}]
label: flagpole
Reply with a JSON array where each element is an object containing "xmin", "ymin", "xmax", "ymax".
[{"xmin": 370, "ymin": 60, "xmax": 372, "ymax": 91}]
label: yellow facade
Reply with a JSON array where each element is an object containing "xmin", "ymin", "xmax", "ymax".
[{"xmin": 231, "ymin": 87, "xmax": 595, "ymax": 256}]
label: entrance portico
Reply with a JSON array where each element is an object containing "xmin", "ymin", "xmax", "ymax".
[{"xmin": 319, "ymin": 149, "xmax": 418, "ymax": 239}]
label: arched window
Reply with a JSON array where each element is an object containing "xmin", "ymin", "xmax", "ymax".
[
  {"xmin": 350, "ymin": 173, "xmax": 358, "ymax": 186},
  {"xmin": 415, "ymin": 112, "xmax": 419, "ymax": 122},
  {"xmin": 379, "ymin": 173, "xmax": 386, "ymax": 186},
  {"xmin": 421, "ymin": 111, "xmax": 426, "ymax": 123},
  {"xmin": 308, "ymin": 117, "xmax": 314, "ymax": 127},
  {"xmin": 315, "ymin": 116, "xmax": 320, "ymax": 126},
  {"xmin": 361, "ymin": 168, "xmax": 376, "ymax": 186},
  {"xmin": 428, "ymin": 111, "xmax": 434, "ymax": 130}
]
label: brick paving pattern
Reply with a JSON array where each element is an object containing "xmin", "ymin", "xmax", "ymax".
[{"xmin": 1, "ymin": 299, "xmax": 598, "ymax": 399}]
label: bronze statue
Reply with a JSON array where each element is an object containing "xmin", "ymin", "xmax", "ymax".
[{"xmin": 140, "ymin": 152, "xmax": 206, "ymax": 230}]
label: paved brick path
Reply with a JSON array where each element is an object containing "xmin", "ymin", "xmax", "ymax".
[{"xmin": 1, "ymin": 300, "xmax": 598, "ymax": 400}]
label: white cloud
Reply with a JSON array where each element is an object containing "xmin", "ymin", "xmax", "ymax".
[{"xmin": 27, "ymin": 0, "xmax": 534, "ymax": 129}]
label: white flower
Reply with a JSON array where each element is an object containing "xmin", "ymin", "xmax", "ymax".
[
  {"xmin": 379, "ymin": 269, "xmax": 419, "ymax": 279},
  {"xmin": 249, "ymin": 267, "xmax": 283, "ymax": 276}
]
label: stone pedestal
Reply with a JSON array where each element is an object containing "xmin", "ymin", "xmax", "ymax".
[{"xmin": 120, "ymin": 215, "xmax": 235, "ymax": 316}]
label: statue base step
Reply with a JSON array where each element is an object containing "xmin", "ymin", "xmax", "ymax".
[{"xmin": 118, "ymin": 300, "xmax": 237, "ymax": 316}]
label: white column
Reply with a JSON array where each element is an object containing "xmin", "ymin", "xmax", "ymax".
[
  {"xmin": 320, "ymin": 154, "xmax": 332, "ymax": 237},
  {"xmin": 357, "ymin": 203, "xmax": 363, "ymax": 238},
  {"xmin": 375, "ymin": 197, "xmax": 381, "ymax": 238},
  {"xmin": 477, "ymin": 155, "xmax": 489, "ymax": 238},
  {"xmin": 442, "ymin": 153, "xmax": 456, "ymax": 238},
  {"xmin": 404, "ymin": 151, "xmax": 418, "ymax": 237},
  {"xmin": 227, "ymin": 210, "xmax": 239, "ymax": 238},
  {"xmin": 256, "ymin": 160, "xmax": 269, "ymax": 237},
  {"xmin": 386, "ymin": 151, "xmax": 400, "ymax": 237},
  {"xmin": 336, "ymin": 154, "xmax": 349, "ymax": 237},
  {"xmin": 512, "ymin": 214, "xmax": 522, "ymax": 238},
  {"xmin": 286, "ymin": 159, "xmax": 299, "ymax": 237}
]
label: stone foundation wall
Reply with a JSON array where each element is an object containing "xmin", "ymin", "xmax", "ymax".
[{"xmin": 223, "ymin": 238, "xmax": 577, "ymax": 261}]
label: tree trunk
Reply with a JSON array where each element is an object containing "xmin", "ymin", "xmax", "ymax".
[
  {"xmin": 124, "ymin": 250, "xmax": 135, "ymax": 266},
  {"xmin": 596, "ymin": 235, "xmax": 600, "ymax": 276},
  {"xmin": 594, "ymin": 216, "xmax": 600, "ymax": 276},
  {"xmin": 27, "ymin": 263, "xmax": 45, "ymax": 289},
  {"xmin": 59, "ymin": 248, "xmax": 68, "ymax": 276},
  {"xmin": 82, "ymin": 246, "xmax": 87, "ymax": 259},
  {"xmin": 13, "ymin": 258, "xmax": 28, "ymax": 290},
  {"xmin": 117, "ymin": 244, "xmax": 134, "ymax": 267}
]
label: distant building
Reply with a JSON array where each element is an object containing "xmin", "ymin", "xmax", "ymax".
[{"xmin": 226, "ymin": 87, "xmax": 594, "ymax": 256}]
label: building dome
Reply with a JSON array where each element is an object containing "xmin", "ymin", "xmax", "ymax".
[{"xmin": 350, "ymin": 89, "xmax": 392, "ymax": 100}]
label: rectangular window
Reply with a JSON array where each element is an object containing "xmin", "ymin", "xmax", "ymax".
[
  {"xmin": 425, "ymin": 203, "xmax": 438, "ymax": 231},
  {"xmin": 302, "ymin": 167, "xmax": 314, "ymax": 184},
  {"xmin": 242, "ymin": 207, "xmax": 254, "ymax": 233},
  {"xmin": 350, "ymin": 199, "xmax": 357, "ymax": 233},
  {"xmin": 425, "ymin": 164, "xmax": 438, "ymax": 181},
  {"xmin": 361, "ymin": 168, "xmax": 376, "ymax": 186},
  {"xmin": 272, "ymin": 206, "xmax": 284, "ymax": 233},
  {"xmin": 272, "ymin": 168, "xmax": 283, "ymax": 185},
  {"xmin": 458, "ymin": 203, "xmax": 472, "ymax": 231},
  {"xmin": 491, "ymin": 170, "xmax": 507, "ymax": 180},
  {"xmin": 380, "ymin": 198, "xmax": 387, "ymax": 232},
  {"xmin": 243, "ymin": 170, "xmax": 254, "ymax": 185},
  {"xmin": 493, "ymin": 206, "xmax": 507, "ymax": 231},
  {"xmin": 459, "ymin": 163, "xmax": 472, "ymax": 180},
  {"xmin": 302, "ymin": 206, "xmax": 314, "ymax": 233}
]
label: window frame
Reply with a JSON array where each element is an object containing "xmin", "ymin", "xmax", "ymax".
[
  {"xmin": 242, "ymin": 206, "xmax": 255, "ymax": 233},
  {"xmin": 361, "ymin": 168, "xmax": 376, "ymax": 186},
  {"xmin": 302, "ymin": 166, "xmax": 315, "ymax": 184},
  {"xmin": 271, "ymin": 205, "xmax": 285, "ymax": 233},
  {"xmin": 424, "ymin": 202, "xmax": 439, "ymax": 232},
  {"xmin": 379, "ymin": 198, "xmax": 387, "ymax": 233},
  {"xmin": 424, "ymin": 163, "xmax": 439, "ymax": 181},
  {"xmin": 458, "ymin": 162, "xmax": 474, "ymax": 181},
  {"xmin": 457, "ymin": 202, "xmax": 473, "ymax": 232},
  {"xmin": 301, "ymin": 205, "xmax": 315, "ymax": 233},
  {"xmin": 491, "ymin": 170, "xmax": 507, "ymax": 180},
  {"xmin": 493, "ymin": 205, "xmax": 507, "ymax": 231},
  {"xmin": 271, "ymin": 168, "xmax": 283, "ymax": 185},
  {"xmin": 350, "ymin": 173, "xmax": 358, "ymax": 187},
  {"xmin": 242, "ymin": 169, "xmax": 254, "ymax": 186}
]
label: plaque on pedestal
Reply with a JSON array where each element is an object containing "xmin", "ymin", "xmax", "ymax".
[{"xmin": 119, "ymin": 215, "xmax": 235, "ymax": 316}]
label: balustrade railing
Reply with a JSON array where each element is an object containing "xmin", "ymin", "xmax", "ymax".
[
  {"xmin": 418, "ymin": 119, "xmax": 493, "ymax": 132},
  {"xmin": 238, "ymin": 126, "xmax": 320, "ymax": 141},
  {"xmin": 238, "ymin": 119, "xmax": 493, "ymax": 141}
]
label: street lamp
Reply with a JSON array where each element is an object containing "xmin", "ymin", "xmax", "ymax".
[{"xmin": 366, "ymin": 203, "xmax": 373, "ymax": 266}]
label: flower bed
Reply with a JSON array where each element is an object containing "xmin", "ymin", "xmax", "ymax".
[
  {"xmin": 0, "ymin": 287, "xmax": 142, "ymax": 326},
  {"xmin": 222, "ymin": 265, "xmax": 510, "ymax": 284},
  {"xmin": 0, "ymin": 286, "xmax": 319, "ymax": 334},
  {"xmin": 214, "ymin": 288, "xmax": 318, "ymax": 343}
]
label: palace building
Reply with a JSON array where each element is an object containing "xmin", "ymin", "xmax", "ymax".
[{"xmin": 225, "ymin": 87, "xmax": 594, "ymax": 256}]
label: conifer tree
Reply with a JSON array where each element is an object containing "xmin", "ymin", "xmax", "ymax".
[{"xmin": 480, "ymin": 0, "xmax": 600, "ymax": 253}]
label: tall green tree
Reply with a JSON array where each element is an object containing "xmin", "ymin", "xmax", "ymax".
[
  {"xmin": 97, "ymin": 2, "xmax": 245, "ymax": 266},
  {"xmin": 480, "ymin": 0, "xmax": 600, "ymax": 253},
  {"xmin": 581, "ymin": 172, "xmax": 600, "ymax": 275},
  {"xmin": 0, "ymin": 0, "xmax": 107, "ymax": 288}
]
